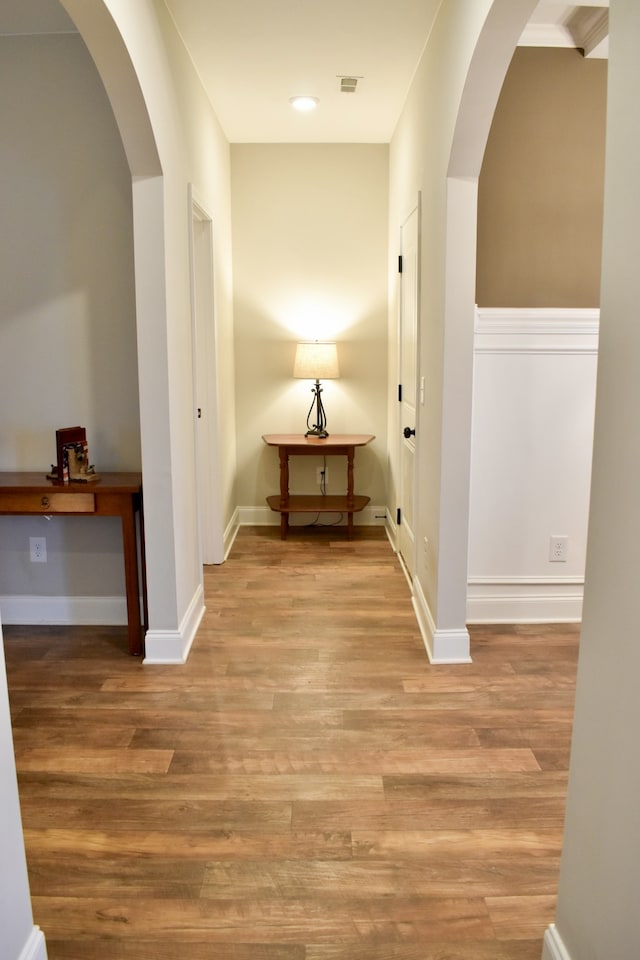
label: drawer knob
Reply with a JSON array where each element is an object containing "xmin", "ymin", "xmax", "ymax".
[{"xmin": 41, "ymin": 496, "xmax": 50, "ymax": 508}]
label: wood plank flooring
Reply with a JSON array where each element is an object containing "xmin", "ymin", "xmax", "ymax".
[{"xmin": 2, "ymin": 525, "xmax": 579, "ymax": 960}]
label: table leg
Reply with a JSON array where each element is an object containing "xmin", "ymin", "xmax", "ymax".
[
  {"xmin": 347, "ymin": 447, "xmax": 355, "ymax": 540},
  {"xmin": 121, "ymin": 497, "xmax": 143, "ymax": 656},
  {"xmin": 137, "ymin": 492, "xmax": 149, "ymax": 633},
  {"xmin": 279, "ymin": 448, "xmax": 289, "ymax": 540}
]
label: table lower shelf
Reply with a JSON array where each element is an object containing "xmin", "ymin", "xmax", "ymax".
[{"xmin": 266, "ymin": 494, "xmax": 370, "ymax": 514}]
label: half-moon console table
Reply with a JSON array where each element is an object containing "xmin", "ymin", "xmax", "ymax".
[
  {"xmin": 0, "ymin": 472, "xmax": 147, "ymax": 656},
  {"xmin": 262, "ymin": 434, "xmax": 375, "ymax": 540}
]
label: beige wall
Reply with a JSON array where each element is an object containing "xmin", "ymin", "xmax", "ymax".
[
  {"xmin": 150, "ymin": 0, "xmax": 237, "ymax": 539},
  {"xmin": 231, "ymin": 144, "xmax": 388, "ymax": 514},
  {"xmin": 477, "ymin": 47, "xmax": 607, "ymax": 307}
]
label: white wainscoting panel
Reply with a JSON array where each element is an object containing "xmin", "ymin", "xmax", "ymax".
[{"xmin": 468, "ymin": 308, "xmax": 598, "ymax": 623}]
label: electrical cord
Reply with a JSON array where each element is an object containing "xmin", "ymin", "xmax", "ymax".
[{"xmin": 303, "ymin": 513, "xmax": 345, "ymax": 528}]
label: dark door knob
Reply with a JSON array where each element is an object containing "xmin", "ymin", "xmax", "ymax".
[{"xmin": 403, "ymin": 427, "xmax": 416, "ymax": 438}]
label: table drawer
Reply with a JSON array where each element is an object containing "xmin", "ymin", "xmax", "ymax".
[{"xmin": 0, "ymin": 492, "xmax": 96, "ymax": 514}]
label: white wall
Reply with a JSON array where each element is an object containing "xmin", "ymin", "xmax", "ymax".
[
  {"xmin": 0, "ymin": 621, "xmax": 47, "ymax": 960},
  {"xmin": 0, "ymin": 34, "xmax": 140, "ymax": 621},
  {"xmin": 0, "ymin": 1, "xmax": 237, "ymax": 661},
  {"xmin": 468, "ymin": 308, "xmax": 598, "ymax": 622},
  {"xmin": 545, "ymin": 0, "xmax": 640, "ymax": 955},
  {"xmin": 231, "ymin": 144, "xmax": 388, "ymax": 523}
]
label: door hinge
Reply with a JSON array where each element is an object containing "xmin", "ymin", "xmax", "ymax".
[
  {"xmin": 397, "ymin": 507, "xmax": 402, "ymax": 525},
  {"xmin": 398, "ymin": 384, "xmax": 402, "ymax": 402},
  {"xmin": 398, "ymin": 255, "xmax": 403, "ymax": 273}
]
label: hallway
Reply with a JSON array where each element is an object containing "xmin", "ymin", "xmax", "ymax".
[{"xmin": 3, "ymin": 526, "xmax": 578, "ymax": 959}]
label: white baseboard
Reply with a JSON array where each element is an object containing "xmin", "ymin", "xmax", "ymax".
[
  {"xmin": 223, "ymin": 508, "xmax": 240, "ymax": 559},
  {"xmin": 543, "ymin": 924, "xmax": 572, "ymax": 960},
  {"xmin": 143, "ymin": 582, "xmax": 205, "ymax": 665},
  {"xmin": 236, "ymin": 505, "xmax": 388, "ymax": 527},
  {"xmin": 385, "ymin": 512, "xmax": 398, "ymax": 550},
  {"xmin": 0, "ymin": 595, "xmax": 128, "ymax": 625},
  {"xmin": 18, "ymin": 926, "xmax": 47, "ymax": 960},
  {"xmin": 412, "ymin": 577, "xmax": 472, "ymax": 663},
  {"xmin": 467, "ymin": 577, "xmax": 583, "ymax": 623},
  {"xmin": 0, "ymin": 584, "xmax": 205, "ymax": 665}
]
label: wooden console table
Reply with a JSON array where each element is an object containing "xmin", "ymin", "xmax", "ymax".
[
  {"xmin": 262, "ymin": 434, "xmax": 374, "ymax": 540},
  {"xmin": 0, "ymin": 472, "xmax": 147, "ymax": 656}
]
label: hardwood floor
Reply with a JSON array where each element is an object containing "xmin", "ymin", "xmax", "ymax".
[{"xmin": 3, "ymin": 525, "xmax": 579, "ymax": 960}]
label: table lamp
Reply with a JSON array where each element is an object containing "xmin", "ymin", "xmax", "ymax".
[{"xmin": 293, "ymin": 340, "xmax": 339, "ymax": 438}]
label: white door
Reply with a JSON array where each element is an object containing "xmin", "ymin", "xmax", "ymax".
[
  {"xmin": 190, "ymin": 186, "xmax": 224, "ymax": 566},
  {"xmin": 398, "ymin": 202, "xmax": 420, "ymax": 577}
]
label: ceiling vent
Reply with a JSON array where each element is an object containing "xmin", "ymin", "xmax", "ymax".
[{"xmin": 339, "ymin": 76, "xmax": 360, "ymax": 93}]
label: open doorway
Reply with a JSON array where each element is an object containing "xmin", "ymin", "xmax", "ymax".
[{"xmin": 468, "ymin": 46, "xmax": 606, "ymax": 625}]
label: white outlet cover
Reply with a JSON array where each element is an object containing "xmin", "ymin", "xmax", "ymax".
[
  {"xmin": 549, "ymin": 535, "xmax": 568, "ymax": 562},
  {"xmin": 29, "ymin": 537, "xmax": 47, "ymax": 562}
]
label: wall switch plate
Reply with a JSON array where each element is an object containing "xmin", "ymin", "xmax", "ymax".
[
  {"xmin": 549, "ymin": 535, "xmax": 568, "ymax": 562},
  {"xmin": 30, "ymin": 537, "xmax": 47, "ymax": 563}
]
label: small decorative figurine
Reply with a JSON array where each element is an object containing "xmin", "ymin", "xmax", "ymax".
[{"xmin": 46, "ymin": 427, "xmax": 100, "ymax": 483}]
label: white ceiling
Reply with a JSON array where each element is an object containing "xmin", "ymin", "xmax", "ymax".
[
  {"xmin": 163, "ymin": 0, "xmax": 442, "ymax": 143},
  {"xmin": 0, "ymin": 0, "xmax": 609, "ymax": 143}
]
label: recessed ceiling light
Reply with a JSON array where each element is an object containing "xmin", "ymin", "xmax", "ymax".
[{"xmin": 289, "ymin": 96, "xmax": 319, "ymax": 112}]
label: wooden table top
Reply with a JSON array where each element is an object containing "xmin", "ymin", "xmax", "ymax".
[
  {"xmin": 0, "ymin": 471, "xmax": 143, "ymax": 493},
  {"xmin": 262, "ymin": 434, "xmax": 374, "ymax": 448}
]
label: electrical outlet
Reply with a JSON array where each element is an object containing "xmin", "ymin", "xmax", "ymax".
[
  {"xmin": 316, "ymin": 467, "xmax": 328, "ymax": 486},
  {"xmin": 30, "ymin": 537, "xmax": 47, "ymax": 563},
  {"xmin": 549, "ymin": 535, "xmax": 568, "ymax": 562}
]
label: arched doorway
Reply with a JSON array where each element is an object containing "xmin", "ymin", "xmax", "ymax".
[
  {"xmin": 59, "ymin": 0, "xmax": 203, "ymax": 662},
  {"xmin": 443, "ymin": 0, "xmax": 542, "ymax": 620}
]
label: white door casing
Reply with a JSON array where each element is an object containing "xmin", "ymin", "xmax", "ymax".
[
  {"xmin": 189, "ymin": 185, "xmax": 224, "ymax": 566},
  {"xmin": 398, "ymin": 200, "xmax": 421, "ymax": 577}
]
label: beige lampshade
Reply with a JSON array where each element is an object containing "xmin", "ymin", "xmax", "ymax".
[{"xmin": 293, "ymin": 341, "xmax": 339, "ymax": 380}]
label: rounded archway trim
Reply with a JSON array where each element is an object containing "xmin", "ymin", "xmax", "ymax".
[
  {"xmin": 448, "ymin": 0, "xmax": 539, "ymax": 180},
  {"xmin": 60, "ymin": 0, "xmax": 161, "ymax": 177}
]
